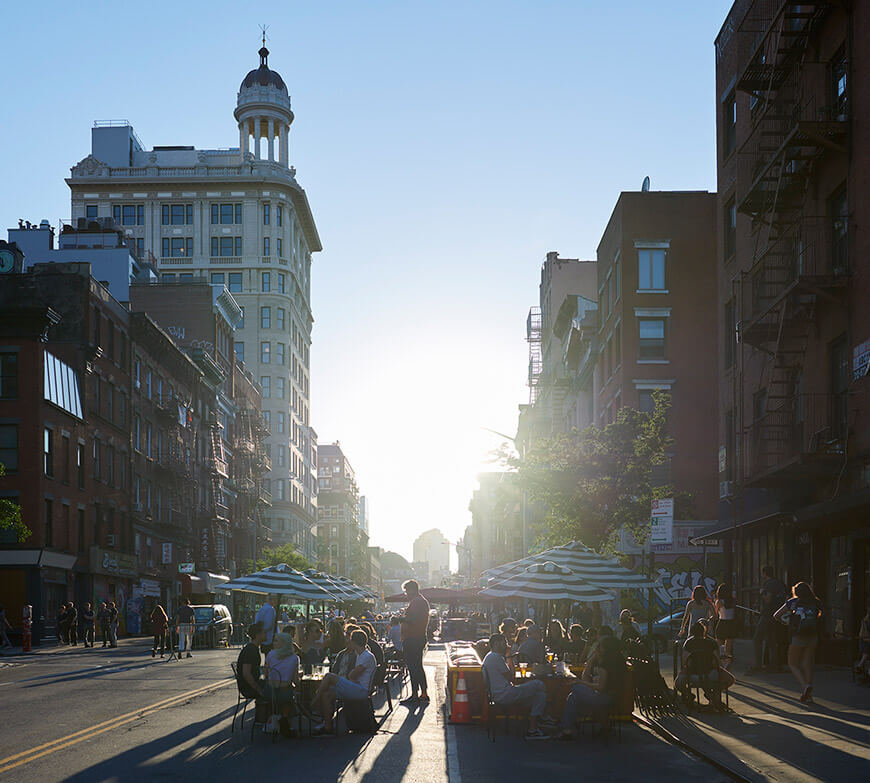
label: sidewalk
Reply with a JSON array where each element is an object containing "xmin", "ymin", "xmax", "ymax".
[
  {"xmin": 658, "ymin": 642, "xmax": 870, "ymax": 782},
  {"xmin": 0, "ymin": 636, "xmax": 152, "ymax": 658}
]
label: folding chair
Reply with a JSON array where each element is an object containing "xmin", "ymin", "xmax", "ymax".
[
  {"xmin": 370, "ymin": 663, "xmax": 393, "ymax": 719},
  {"xmin": 684, "ymin": 652, "xmax": 729, "ymax": 712},
  {"xmin": 481, "ymin": 666, "xmax": 530, "ymax": 741},
  {"xmin": 230, "ymin": 662, "xmax": 254, "ymax": 733}
]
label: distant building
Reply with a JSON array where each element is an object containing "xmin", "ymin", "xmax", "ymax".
[
  {"xmin": 412, "ymin": 528, "xmax": 449, "ymax": 586},
  {"xmin": 466, "ymin": 473, "xmax": 524, "ymax": 579},
  {"xmin": 359, "ymin": 495, "xmax": 370, "ymax": 535}
]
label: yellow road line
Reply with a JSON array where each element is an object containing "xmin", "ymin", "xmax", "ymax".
[{"xmin": 0, "ymin": 678, "xmax": 233, "ymax": 776}]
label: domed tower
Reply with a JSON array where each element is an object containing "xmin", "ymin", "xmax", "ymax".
[{"xmin": 234, "ymin": 45, "xmax": 294, "ymax": 165}]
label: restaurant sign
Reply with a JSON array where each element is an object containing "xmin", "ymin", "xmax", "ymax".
[
  {"xmin": 178, "ymin": 562, "xmax": 195, "ymax": 574},
  {"xmin": 90, "ymin": 546, "xmax": 137, "ymax": 578}
]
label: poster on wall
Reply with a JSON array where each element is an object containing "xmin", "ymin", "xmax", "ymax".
[{"xmin": 650, "ymin": 498, "xmax": 674, "ymax": 545}]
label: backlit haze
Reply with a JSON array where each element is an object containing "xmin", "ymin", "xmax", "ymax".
[{"xmin": 0, "ymin": 0, "xmax": 732, "ymax": 563}]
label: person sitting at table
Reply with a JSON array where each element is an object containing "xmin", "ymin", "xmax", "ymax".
[
  {"xmin": 300, "ymin": 620, "xmax": 325, "ymax": 673},
  {"xmin": 674, "ymin": 621, "xmax": 735, "ymax": 708},
  {"xmin": 325, "ymin": 619, "xmax": 346, "ymax": 657},
  {"xmin": 360, "ymin": 622, "xmax": 385, "ymax": 667},
  {"xmin": 619, "ymin": 609, "xmax": 642, "ymax": 644},
  {"xmin": 482, "ymin": 633, "xmax": 552, "ymax": 741},
  {"xmin": 565, "ymin": 624, "xmax": 585, "ymax": 660},
  {"xmin": 515, "ymin": 627, "xmax": 529, "ymax": 647},
  {"xmin": 387, "ymin": 616, "xmax": 403, "ymax": 654},
  {"xmin": 236, "ymin": 622, "xmax": 270, "ymax": 702},
  {"xmin": 264, "ymin": 632, "xmax": 301, "ymax": 737},
  {"xmin": 310, "ymin": 629, "xmax": 377, "ymax": 735},
  {"xmin": 581, "ymin": 625, "xmax": 615, "ymax": 667},
  {"xmin": 518, "ymin": 623, "xmax": 547, "ymax": 665},
  {"xmin": 557, "ymin": 635, "xmax": 627, "ymax": 739},
  {"xmin": 545, "ymin": 620, "xmax": 567, "ymax": 658},
  {"xmin": 499, "ymin": 618, "xmax": 519, "ymax": 671},
  {"xmin": 331, "ymin": 625, "xmax": 360, "ymax": 678}
]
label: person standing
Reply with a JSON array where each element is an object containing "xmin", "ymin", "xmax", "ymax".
[
  {"xmin": 151, "ymin": 604, "xmax": 169, "ymax": 657},
  {"xmin": 66, "ymin": 602, "xmax": 78, "ymax": 646},
  {"xmin": 678, "ymin": 586, "xmax": 715, "ymax": 639},
  {"xmin": 714, "ymin": 583, "xmax": 736, "ymax": 668},
  {"xmin": 107, "ymin": 601, "xmax": 119, "ymax": 647},
  {"xmin": 774, "ymin": 582, "xmax": 822, "ymax": 703},
  {"xmin": 0, "ymin": 603, "xmax": 12, "ymax": 649},
  {"xmin": 255, "ymin": 594, "xmax": 278, "ymax": 655},
  {"xmin": 56, "ymin": 604, "xmax": 69, "ymax": 646},
  {"xmin": 81, "ymin": 603, "xmax": 96, "ymax": 648},
  {"xmin": 750, "ymin": 565, "xmax": 786, "ymax": 673},
  {"xmin": 399, "ymin": 579, "xmax": 430, "ymax": 705},
  {"xmin": 176, "ymin": 598, "xmax": 195, "ymax": 658},
  {"xmin": 97, "ymin": 602, "xmax": 111, "ymax": 647}
]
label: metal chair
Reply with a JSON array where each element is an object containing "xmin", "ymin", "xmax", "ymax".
[{"xmin": 481, "ymin": 665, "xmax": 531, "ymax": 741}]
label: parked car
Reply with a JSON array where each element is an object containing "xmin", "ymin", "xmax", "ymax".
[
  {"xmin": 648, "ymin": 610, "xmax": 685, "ymax": 653},
  {"xmin": 192, "ymin": 604, "xmax": 233, "ymax": 649}
]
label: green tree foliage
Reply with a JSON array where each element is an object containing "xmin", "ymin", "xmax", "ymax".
[
  {"xmin": 0, "ymin": 463, "xmax": 30, "ymax": 544},
  {"xmin": 248, "ymin": 543, "xmax": 310, "ymax": 574},
  {"xmin": 509, "ymin": 392, "xmax": 691, "ymax": 551}
]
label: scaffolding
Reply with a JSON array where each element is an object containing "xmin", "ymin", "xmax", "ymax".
[{"xmin": 526, "ymin": 306, "xmax": 542, "ymax": 405}]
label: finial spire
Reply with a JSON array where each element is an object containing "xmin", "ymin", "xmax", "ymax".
[{"xmin": 259, "ymin": 25, "xmax": 270, "ymax": 66}]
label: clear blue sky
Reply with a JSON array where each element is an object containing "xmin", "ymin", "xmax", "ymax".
[{"xmin": 1, "ymin": 0, "xmax": 734, "ymax": 563}]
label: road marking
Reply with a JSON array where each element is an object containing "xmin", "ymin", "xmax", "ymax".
[
  {"xmin": 446, "ymin": 722, "xmax": 462, "ymax": 783},
  {"xmin": 0, "ymin": 677, "xmax": 233, "ymax": 776}
]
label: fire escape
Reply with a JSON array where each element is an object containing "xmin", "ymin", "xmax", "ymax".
[
  {"xmin": 207, "ymin": 412, "xmax": 230, "ymax": 571},
  {"xmin": 233, "ymin": 406, "xmax": 272, "ymax": 552},
  {"xmin": 527, "ymin": 306, "xmax": 543, "ymax": 405},
  {"xmin": 153, "ymin": 393, "xmax": 194, "ymax": 535},
  {"xmin": 735, "ymin": 0, "xmax": 849, "ymax": 485}
]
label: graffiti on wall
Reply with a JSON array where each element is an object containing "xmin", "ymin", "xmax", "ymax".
[{"xmin": 652, "ymin": 554, "xmax": 723, "ymax": 607}]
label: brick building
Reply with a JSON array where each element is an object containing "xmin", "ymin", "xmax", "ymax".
[{"xmin": 713, "ymin": 0, "xmax": 870, "ymax": 652}]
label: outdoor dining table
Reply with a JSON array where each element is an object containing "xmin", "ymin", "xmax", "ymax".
[{"xmin": 513, "ymin": 669, "xmax": 580, "ymax": 721}]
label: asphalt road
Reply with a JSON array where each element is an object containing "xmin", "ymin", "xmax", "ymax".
[{"xmin": 0, "ymin": 640, "xmax": 723, "ymax": 783}]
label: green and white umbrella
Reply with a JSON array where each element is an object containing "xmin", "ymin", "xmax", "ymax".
[
  {"xmin": 478, "ymin": 561, "xmax": 615, "ymax": 603},
  {"xmin": 222, "ymin": 563, "xmax": 334, "ymax": 602}
]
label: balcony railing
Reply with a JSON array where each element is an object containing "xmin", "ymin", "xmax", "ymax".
[
  {"xmin": 745, "ymin": 393, "xmax": 847, "ymax": 483},
  {"xmin": 259, "ymin": 486, "xmax": 272, "ymax": 505}
]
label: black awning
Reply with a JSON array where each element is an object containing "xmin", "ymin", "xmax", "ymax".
[{"xmin": 689, "ymin": 512, "xmax": 791, "ymax": 545}]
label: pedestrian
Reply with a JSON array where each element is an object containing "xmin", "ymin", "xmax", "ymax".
[
  {"xmin": 66, "ymin": 602, "xmax": 78, "ymax": 646},
  {"xmin": 774, "ymin": 581, "xmax": 822, "ymax": 703},
  {"xmin": 176, "ymin": 597, "xmax": 195, "ymax": 658},
  {"xmin": 107, "ymin": 601, "xmax": 119, "ymax": 647},
  {"xmin": 749, "ymin": 565, "xmax": 787, "ymax": 673},
  {"xmin": 150, "ymin": 604, "xmax": 169, "ymax": 657},
  {"xmin": 854, "ymin": 599, "xmax": 870, "ymax": 680},
  {"xmin": 0, "ymin": 603, "xmax": 12, "ymax": 648},
  {"xmin": 714, "ymin": 583, "xmax": 736, "ymax": 668},
  {"xmin": 254, "ymin": 594, "xmax": 278, "ymax": 654},
  {"xmin": 678, "ymin": 586, "xmax": 715, "ymax": 639},
  {"xmin": 81, "ymin": 602, "xmax": 96, "ymax": 648},
  {"xmin": 97, "ymin": 602, "xmax": 111, "ymax": 647},
  {"xmin": 57, "ymin": 604, "xmax": 69, "ymax": 645},
  {"xmin": 398, "ymin": 579, "xmax": 430, "ymax": 705}
]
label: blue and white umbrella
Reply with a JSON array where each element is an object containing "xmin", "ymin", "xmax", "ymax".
[
  {"xmin": 479, "ymin": 561, "xmax": 615, "ymax": 603},
  {"xmin": 302, "ymin": 569, "xmax": 359, "ymax": 601},
  {"xmin": 223, "ymin": 563, "xmax": 334, "ymax": 602}
]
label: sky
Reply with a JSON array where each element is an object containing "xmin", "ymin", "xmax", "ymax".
[{"xmin": 1, "ymin": 0, "xmax": 734, "ymax": 565}]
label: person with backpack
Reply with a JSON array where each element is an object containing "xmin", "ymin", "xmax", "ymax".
[{"xmin": 774, "ymin": 581, "xmax": 822, "ymax": 703}]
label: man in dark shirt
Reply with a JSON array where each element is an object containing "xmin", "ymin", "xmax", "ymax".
[
  {"xmin": 81, "ymin": 603, "xmax": 96, "ymax": 648},
  {"xmin": 676, "ymin": 622, "xmax": 734, "ymax": 705},
  {"xmin": 237, "ymin": 622, "xmax": 267, "ymax": 699},
  {"xmin": 97, "ymin": 602, "xmax": 111, "ymax": 647},
  {"xmin": 517, "ymin": 624, "xmax": 546, "ymax": 664},
  {"xmin": 399, "ymin": 580, "xmax": 430, "ymax": 705},
  {"xmin": 66, "ymin": 603, "xmax": 78, "ymax": 646},
  {"xmin": 751, "ymin": 565, "xmax": 786, "ymax": 672},
  {"xmin": 176, "ymin": 598, "xmax": 196, "ymax": 659}
]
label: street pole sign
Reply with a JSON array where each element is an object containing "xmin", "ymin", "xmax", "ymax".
[{"xmin": 650, "ymin": 498, "xmax": 674, "ymax": 545}]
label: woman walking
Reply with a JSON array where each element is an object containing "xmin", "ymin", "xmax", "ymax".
[
  {"xmin": 679, "ymin": 585, "xmax": 715, "ymax": 639},
  {"xmin": 774, "ymin": 582, "xmax": 822, "ymax": 703},
  {"xmin": 150, "ymin": 604, "xmax": 169, "ymax": 658},
  {"xmin": 715, "ymin": 583, "xmax": 737, "ymax": 668}
]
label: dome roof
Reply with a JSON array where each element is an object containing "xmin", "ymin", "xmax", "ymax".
[{"xmin": 240, "ymin": 47, "xmax": 287, "ymax": 93}]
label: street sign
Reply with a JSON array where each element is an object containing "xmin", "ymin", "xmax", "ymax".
[
  {"xmin": 692, "ymin": 537, "xmax": 721, "ymax": 547},
  {"xmin": 162, "ymin": 543, "xmax": 173, "ymax": 565},
  {"xmin": 178, "ymin": 562, "xmax": 195, "ymax": 574},
  {"xmin": 650, "ymin": 498, "xmax": 674, "ymax": 545}
]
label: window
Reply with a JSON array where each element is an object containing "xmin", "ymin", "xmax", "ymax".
[
  {"xmin": 638, "ymin": 318, "xmax": 666, "ymax": 360},
  {"xmin": 44, "ymin": 428, "xmax": 54, "ymax": 477},
  {"xmin": 276, "ymin": 377, "xmax": 285, "ymax": 399},
  {"xmin": 262, "ymin": 272, "xmax": 271, "ymax": 292},
  {"xmin": 261, "ymin": 376, "xmax": 271, "ymax": 397},
  {"xmin": 113, "ymin": 204, "xmax": 144, "ymax": 225},
  {"xmin": 135, "ymin": 238, "xmax": 144, "ymax": 258},
  {"xmin": 62, "ymin": 435, "xmax": 70, "ymax": 483},
  {"xmin": 234, "ymin": 342, "xmax": 245, "ymax": 362},
  {"xmin": 77, "ymin": 442, "xmax": 85, "ymax": 488},
  {"xmin": 44, "ymin": 499, "xmax": 53, "ymax": 547},
  {"xmin": 614, "ymin": 324, "xmax": 621, "ymax": 368},
  {"xmin": 146, "ymin": 369, "xmax": 152, "ymax": 398},
  {"xmin": 0, "ymin": 424, "xmax": 18, "ymax": 471},
  {"xmin": 277, "ymin": 411, "xmax": 286, "ymax": 434},
  {"xmin": 161, "ymin": 273, "xmax": 176, "ymax": 282},
  {"xmin": 134, "ymin": 358, "xmax": 141, "ymax": 389},
  {"xmin": 276, "ymin": 308, "xmax": 285, "ymax": 331},
  {"xmin": 261, "ymin": 342, "xmax": 271, "ymax": 363},
  {"xmin": 277, "ymin": 238, "xmax": 283, "ymax": 257},
  {"xmin": 0, "ymin": 352, "xmax": 18, "ymax": 398},
  {"xmin": 78, "ymin": 508, "xmax": 85, "ymax": 553},
  {"xmin": 162, "ymin": 237, "xmax": 193, "ymax": 257},
  {"xmin": 146, "ymin": 422, "xmax": 152, "ymax": 458},
  {"xmin": 278, "ymin": 446, "xmax": 286, "ymax": 467},
  {"xmin": 263, "ymin": 204, "xmax": 270, "ymax": 225},
  {"xmin": 831, "ymin": 186, "xmax": 848, "ymax": 274},
  {"xmin": 93, "ymin": 439, "xmax": 101, "ymax": 481},
  {"xmin": 723, "ymin": 90, "xmax": 736, "ymax": 158},
  {"xmin": 263, "ymin": 237, "xmax": 271, "ymax": 256},
  {"xmin": 261, "ymin": 306, "xmax": 271, "ymax": 329},
  {"xmin": 86, "ymin": 204, "xmax": 98, "ymax": 219},
  {"xmin": 614, "ymin": 255, "xmax": 621, "ymax": 301},
  {"xmin": 724, "ymin": 299, "xmax": 736, "ymax": 369},
  {"xmin": 638, "ymin": 248, "xmax": 666, "ymax": 290},
  {"xmin": 161, "ymin": 204, "xmax": 193, "ymax": 225},
  {"xmin": 832, "ymin": 46, "xmax": 848, "ymax": 118},
  {"xmin": 277, "ymin": 206, "xmax": 283, "ymax": 227},
  {"xmin": 276, "ymin": 342, "xmax": 285, "ymax": 365},
  {"xmin": 210, "ymin": 272, "xmax": 224, "ymax": 286},
  {"xmin": 228, "ymin": 272, "xmax": 242, "ymax": 293},
  {"xmin": 210, "ymin": 236, "xmax": 242, "ymax": 257},
  {"xmin": 724, "ymin": 198, "xmax": 736, "ymax": 260},
  {"xmin": 638, "ymin": 390, "xmax": 655, "ymax": 414},
  {"xmin": 211, "ymin": 203, "xmax": 242, "ymax": 224},
  {"xmin": 134, "ymin": 415, "xmax": 141, "ymax": 451},
  {"xmin": 278, "ymin": 273, "xmax": 286, "ymax": 294}
]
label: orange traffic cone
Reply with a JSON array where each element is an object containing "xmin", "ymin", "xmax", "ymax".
[{"xmin": 451, "ymin": 673, "xmax": 472, "ymax": 723}]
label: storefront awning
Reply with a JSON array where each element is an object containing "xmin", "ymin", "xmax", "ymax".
[
  {"xmin": 182, "ymin": 572, "xmax": 230, "ymax": 596},
  {"xmin": 689, "ymin": 512, "xmax": 791, "ymax": 545},
  {"xmin": 0, "ymin": 549, "xmax": 78, "ymax": 570}
]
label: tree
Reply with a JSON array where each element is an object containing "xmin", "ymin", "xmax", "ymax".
[
  {"xmin": 509, "ymin": 391, "xmax": 691, "ymax": 551},
  {"xmin": 0, "ymin": 463, "xmax": 30, "ymax": 544},
  {"xmin": 247, "ymin": 543, "xmax": 310, "ymax": 574}
]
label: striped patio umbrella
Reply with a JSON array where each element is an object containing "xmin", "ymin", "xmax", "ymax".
[
  {"xmin": 482, "ymin": 541, "xmax": 659, "ymax": 590},
  {"xmin": 302, "ymin": 569, "xmax": 359, "ymax": 601},
  {"xmin": 222, "ymin": 563, "xmax": 335, "ymax": 601},
  {"xmin": 478, "ymin": 561, "xmax": 614, "ymax": 603},
  {"xmin": 331, "ymin": 575, "xmax": 377, "ymax": 601}
]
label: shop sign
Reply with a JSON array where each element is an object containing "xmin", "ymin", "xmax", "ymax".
[
  {"xmin": 162, "ymin": 543, "xmax": 173, "ymax": 565},
  {"xmin": 138, "ymin": 579, "xmax": 161, "ymax": 597},
  {"xmin": 90, "ymin": 546, "xmax": 137, "ymax": 578},
  {"xmin": 853, "ymin": 338, "xmax": 870, "ymax": 380},
  {"xmin": 178, "ymin": 562, "xmax": 195, "ymax": 574}
]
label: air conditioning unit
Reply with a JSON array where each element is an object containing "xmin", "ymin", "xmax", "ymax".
[
  {"xmin": 106, "ymin": 534, "xmax": 117, "ymax": 547},
  {"xmin": 719, "ymin": 480, "xmax": 734, "ymax": 499}
]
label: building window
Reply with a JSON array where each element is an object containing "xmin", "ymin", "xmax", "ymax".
[
  {"xmin": 637, "ymin": 390, "xmax": 655, "ymax": 413},
  {"xmin": 161, "ymin": 204, "xmax": 193, "ymax": 225},
  {"xmin": 113, "ymin": 204, "xmax": 144, "ymax": 225},
  {"xmin": 261, "ymin": 307, "xmax": 271, "ymax": 329},
  {"xmin": 44, "ymin": 428, "xmax": 54, "ymax": 477},
  {"xmin": 724, "ymin": 299, "xmax": 736, "ymax": 369},
  {"xmin": 278, "ymin": 446, "xmax": 286, "ymax": 467},
  {"xmin": 278, "ymin": 273, "xmax": 286, "ymax": 294},
  {"xmin": 832, "ymin": 46, "xmax": 848, "ymax": 118},
  {"xmin": 44, "ymin": 499, "xmax": 53, "ymax": 547},
  {"xmin": 134, "ymin": 415, "xmax": 141, "ymax": 451},
  {"xmin": 78, "ymin": 508, "xmax": 86, "ymax": 553},
  {"xmin": 614, "ymin": 324, "xmax": 621, "ymax": 368},
  {"xmin": 724, "ymin": 198, "xmax": 736, "ymax": 260},
  {"xmin": 277, "ymin": 206, "xmax": 283, "ymax": 227},
  {"xmin": 211, "ymin": 272, "xmax": 224, "ymax": 285},
  {"xmin": 0, "ymin": 424, "xmax": 18, "ymax": 472},
  {"xmin": 276, "ymin": 342, "xmax": 285, "ymax": 365},
  {"xmin": 211, "ymin": 236, "xmax": 242, "ymax": 257},
  {"xmin": 722, "ymin": 90, "xmax": 736, "ymax": 158},
  {"xmin": 277, "ymin": 411, "xmax": 286, "ymax": 434},
  {"xmin": 638, "ymin": 248, "xmax": 666, "ymax": 290},
  {"xmin": 162, "ymin": 237, "xmax": 193, "ymax": 257},
  {"xmin": 277, "ymin": 238, "xmax": 283, "ymax": 257},
  {"xmin": 0, "ymin": 352, "xmax": 18, "ymax": 398},
  {"xmin": 228, "ymin": 272, "xmax": 243, "ymax": 293},
  {"xmin": 276, "ymin": 308, "xmax": 285, "ymax": 331},
  {"xmin": 614, "ymin": 255, "xmax": 621, "ymax": 301},
  {"xmin": 263, "ymin": 237, "xmax": 271, "ymax": 256},
  {"xmin": 135, "ymin": 238, "xmax": 144, "ymax": 258},
  {"xmin": 93, "ymin": 439, "xmax": 101, "ymax": 481},
  {"xmin": 62, "ymin": 434, "xmax": 71, "ymax": 483},
  {"xmin": 261, "ymin": 341, "xmax": 271, "ymax": 363},
  {"xmin": 161, "ymin": 273, "xmax": 176, "ymax": 283},
  {"xmin": 234, "ymin": 342, "xmax": 245, "ymax": 362},
  {"xmin": 276, "ymin": 377, "xmax": 285, "ymax": 399},
  {"xmin": 263, "ymin": 204, "xmax": 271, "ymax": 225},
  {"xmin": 86, "ymin": 204, "xmax": 98, "ymax": 219},
  {"xmin": 638, "ymin": 318, "xmax": 666, "ymax": 360},
  {"xmin": 77, "ymin": 442, "xmax": 85, "ymax": 488},
  {"xmin": 262, "ymin": 272, "xmax": 271, "ymax": 292},
  {"xmin": 211, "ymin": 203, "xmax": 242, "ymax": 225},
  {"xmin": 831, "ymin": 186, "xmax": 848, "ymax": 274},
  {"xmin": 261, "ymin": 376, "xmax": 271, "ymax": 398}
]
